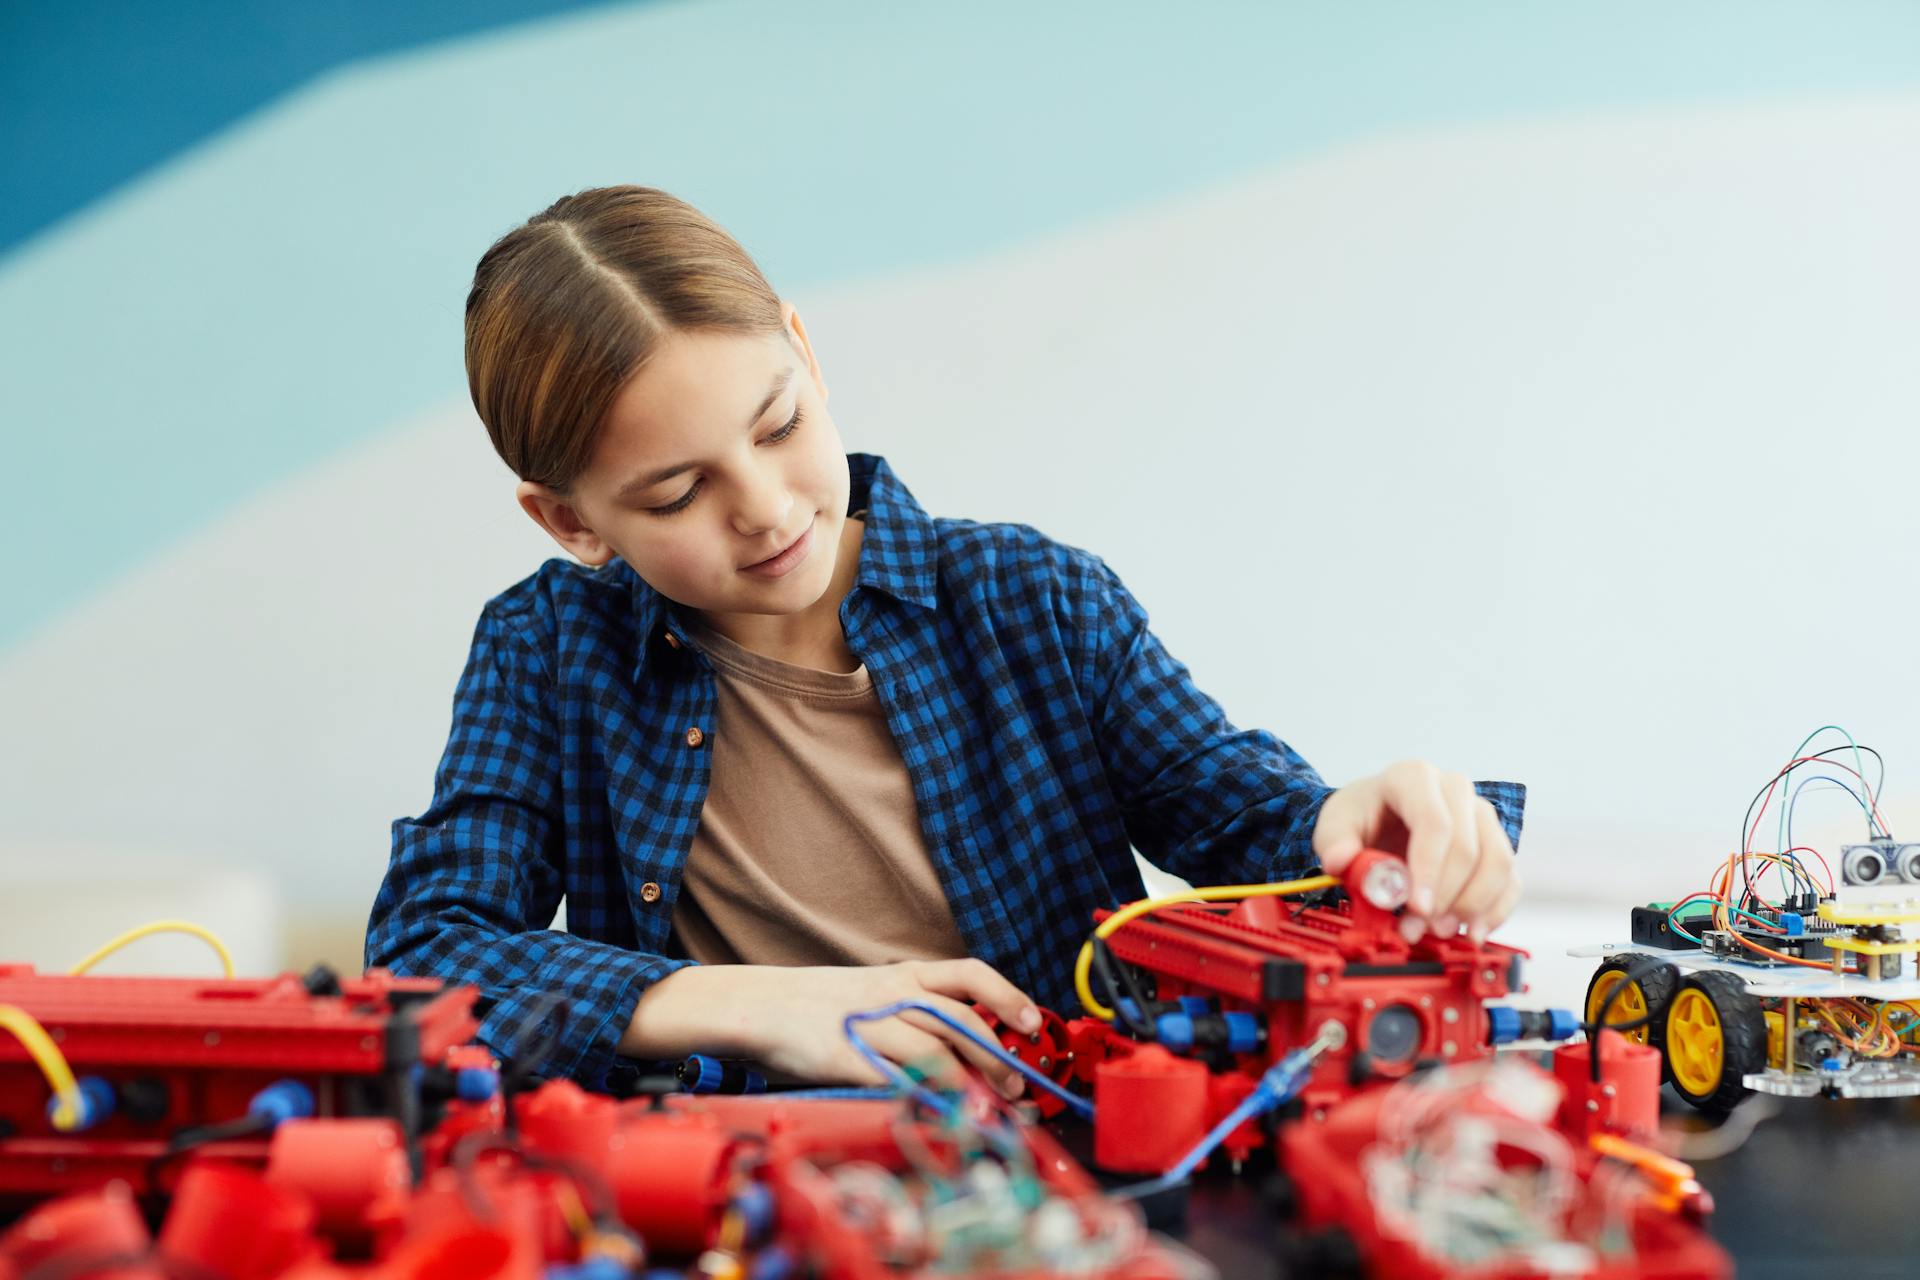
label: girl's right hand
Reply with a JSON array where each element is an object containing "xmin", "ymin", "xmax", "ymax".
[{"xmin": 622, "ymin": 958, "xmax": 1043, "ymax": 1100}]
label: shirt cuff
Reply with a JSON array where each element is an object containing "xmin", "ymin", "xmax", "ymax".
[{"xmin": 1472, "ymin": 780, "xmax": 1527, "ymax": 853}]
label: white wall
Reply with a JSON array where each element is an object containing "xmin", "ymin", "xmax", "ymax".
[{"xmin": 2, "ymin": 94, "xmax": 1915, "ymax": 976}]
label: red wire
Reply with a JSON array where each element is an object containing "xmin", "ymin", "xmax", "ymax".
[{"xmin": 1746, "ymin": 756, "xmax": 1893, "ymax": 856}]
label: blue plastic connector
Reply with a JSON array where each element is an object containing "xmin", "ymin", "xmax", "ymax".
[
  {"xmin": 1221, "ymin": 1011, "xmax": 1263, "ymax": 1055},
  {"xmin": 733, "ymin": 1182, "xmax": 777, "ymax": 1247},
  {"xmin": 1779, "ymin": 912, "xmax": 1805, "ymax": 936},
  {"xmin": 1177, "ymin": 996, "xmax": 1212, "ymax": 1016},
  {"xmin": 542, "ymin": 1259, "xmax": 630, "ymax": 1280},
  {"xmin": 750, "ymin": 1248, "xmax": 795, "ymax": 1280},
  {"xmin": 454, "ymin": 1067, "xmax": 500, "ymax": 1102},
  {"xmin": 1546, "ymin": 1008, "xmax": 1579, "ymax": 1042},
  {"xmin": 682, "ymin": 1053, "xmax": 724, "ymax": 1093},
  {"xmin": 1821, "ymin": 1056, "xmax": 1845, "ymax": 1073},
  {"xmin": 1155, "ymin": 1012, "xmax": 1195, "ymax": 1053},
  {"xmin": 1487, "ymin": 1006, "xmax": 1522, "ymax": 1045},
  {"xmin": 47, "ymin": 1076, "xmax": 115, "ymax": 1131},
  {"xmin": 247, "ymin": 1079, "xmax": 316, "ymax": 1128}
]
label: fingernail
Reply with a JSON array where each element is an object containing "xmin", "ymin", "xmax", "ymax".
[
  {"xmin": 1435, "ymin": 914, "xmax": 1458, "ymax": 937},
  {"xmin": 1469, "ymin": 924, "xmax": 1488, "ymax": 945},
  {"xmin": 1018, "ymin": 1006, "xmax": 1041, "ymax": 1033},
  {"xmin": 1002, "ymin": 1076, "xmax": 1026, "ymax": 1099},
  {"xmin": 1414, "ymin": 889, "xmax": 1434, "ymax": 915},
  {"xmin": 1399, "ymin": 916, "xmax": 1426, "ymax": 943}
]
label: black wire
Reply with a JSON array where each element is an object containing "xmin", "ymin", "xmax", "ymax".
[
  {"xmin": 450, "ymin": 1129, "xmax": 628, "ymax": 1235},
  {"xmin": 1738, "ymin": 744, "xmax": 1886, "ymax": 908},
  {"xmin": 1582, "ymin": 955, "xmax": 1669, "ymax": 1085},
  {"xmin": 143, "ymin": 1113, "xmax": 274, "ymax": 1200},
  {"xmin": 1090, "ymin": 937, "xmax": 1157, "ymax": 1039}
]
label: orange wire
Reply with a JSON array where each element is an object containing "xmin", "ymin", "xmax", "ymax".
[{"xmin": 1710, "ymin": 852, "xmax": 1854, "ymax": 972}]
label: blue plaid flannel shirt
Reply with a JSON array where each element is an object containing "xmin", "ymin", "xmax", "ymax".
[{"xmin": 365, "ymin": 452, "xmax": 1524, "ymax": 1086}]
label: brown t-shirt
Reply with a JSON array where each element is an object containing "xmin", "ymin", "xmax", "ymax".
[{"xmin": 669, "ymin": 613, "xmax": 971, "ymax": 968}]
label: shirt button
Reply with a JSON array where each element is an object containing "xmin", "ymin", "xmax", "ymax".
[
  {"xmin": 640, "ymin": 882, "xmax": 661, "ymax": 903},
  {"xmin": 663, "ymin": 631, "xmax": 681, "ymax": 650},
  {"xmin": 685, "ymin": 726, "xmax": 705, "ymax": 748}
]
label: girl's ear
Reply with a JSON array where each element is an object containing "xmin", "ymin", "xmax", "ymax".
[
  {"xmin": 783, "ymin": 302, "xmax": 829, "ymax": 404},
  {"xmin": 516, "ymin": 481, "xmax": 614, "ymax": 566}
]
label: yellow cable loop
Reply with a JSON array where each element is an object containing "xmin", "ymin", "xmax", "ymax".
[
  {"xmin": 1075, "ymin": 874, "xmax": 1339, "ymax": 1021},
  {"xmin": 0, "ymin": 1003, "xmax": 84, "ymax": 1131},
  {"xmin": 69, "ymin": 920, "xmax": 235, "ymax": 979}
]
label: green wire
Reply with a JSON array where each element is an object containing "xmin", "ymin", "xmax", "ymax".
[{"xmin": 1775, "ymin": 725, "xmax": 1881, "ymax": 856}]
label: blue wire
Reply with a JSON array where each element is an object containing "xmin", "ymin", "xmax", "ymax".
[
  {"xmin": 1109, "ymin": 1042, "xmax": 1320, "ymax": 1200},
  {"xmin": 1786, "ymin": 776, "xmax": 1876, "ymax": 865},
  {"xmin": 748, "ymin": 1087, "xmax": 900, "ymax": 1101},
  {"xmin": 842, "ymin": 1000, "xmax": 1097, "ymax": 1122}
]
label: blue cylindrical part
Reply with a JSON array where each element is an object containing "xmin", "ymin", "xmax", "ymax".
[
  {"xmin": 541, "ymin": 1259, "xmax": 629, "ymax": 1280},
  {"xmin": 1177, "ymin": 996, "xmax": 1212, "ymax": 1015},
  {"xmin": 1546, "ymin": 1008, "xmax": 1579, "ymax": 1042},
  {"xmin": 455, "ymin": 1067, "xmax": 500, "ymax": 1102},
  {"xmin": 1155, "ymin": 1012, "xmax": 1195, "ymax": 1052},
  {"xmin": 47, "ymin": 1075, "xmax": 116, "ymax": 1131},
  {"xmin": 1486, "ymin": 1006, "xmax": 1522, "ymax": 1045},
  {"xmin": 1221, "ymin": 1011, "xmax": 1262, "ymax": 1055},
  {"xmin": 733, "ymin": 1182, "xmax": 777, "ymax": 1247},
  {"xmin": 248, "ymin": 1079, "xmax": 316, "ymax": 1128},
  {"xmin": 750, "ymin": 1247, "xmax": 795, "ymax": 1280},
  {"xmin": 681, "ymin": 1053, "xmax": 724, "ymax": 1093}
]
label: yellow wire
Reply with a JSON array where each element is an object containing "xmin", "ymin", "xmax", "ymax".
[
  {"xmin": 1075, "ymin": 874, "xmax": 1339, "ymax": 1020},
  {"xmin": 69, "ymin": 919, "xmax": 234, "ymax": 979},
  {"xmin": 0, "ymin": 1003, "xmax": 84, "ymax": 1131}
]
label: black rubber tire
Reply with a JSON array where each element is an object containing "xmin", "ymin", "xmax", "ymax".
[
  {"xmin": 1584, "ymin": 955, "xmax": 1681, "ymax": 1051},
  {"xmin": 1664, "ymin": 969, "xmax": 1766, "ymax": 1114}
]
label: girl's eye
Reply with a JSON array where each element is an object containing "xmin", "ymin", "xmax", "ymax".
[
  {"xmin": 647, "ymin": 409, "xmax": 802, "ymax": 517},
  {"xmin": 650, "ymin": 478, "xmax": 703, "ymax": 517},
  {"xmin": 766, "ymin": 407, "xmax": 804, "ymax": 443}
]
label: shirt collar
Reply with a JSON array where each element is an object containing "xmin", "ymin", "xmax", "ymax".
[{"xmin": 623, "ymin": 452, "xmax": 938, "ymax": 665}]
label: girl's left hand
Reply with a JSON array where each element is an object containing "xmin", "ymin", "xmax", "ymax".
[{"xmin": 1311, "ymin": 759, "xmax": 1520, "ymax": 945}]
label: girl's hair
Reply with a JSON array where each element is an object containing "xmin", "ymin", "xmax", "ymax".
[{"xmin": 465, "ymin": 185, "xmax": 786, "ymax": 491}]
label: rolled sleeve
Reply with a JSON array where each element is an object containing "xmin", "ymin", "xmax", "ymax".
[{"xmin": 364, "ymin": 602, "xmax": 693, "ymax": 1085}]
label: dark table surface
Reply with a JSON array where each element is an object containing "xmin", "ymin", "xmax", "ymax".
[{"xmin": 1065, "ymin": 1084, "xmax": 1920, "ymax": 1280}]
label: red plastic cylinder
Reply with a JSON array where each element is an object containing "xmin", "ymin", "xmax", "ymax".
[
  {"xmin": 608, "ymin": 1114, "xmax": 735, "ymax": 1252},
  {"xmin": 1093, "ymin": 1045, "xmax": 1209, "ymax": 1174},
  {"xmin": 0, "ymin": 1183, "xmax": 152, "ymax": 1278},
  {"xmin": 1554, "ymin": 1031, "xmax": 1662, "ymax": 1140},
  {"xmin": 516, "ymin": 1079, "xmax": 619, "ymax": 1168},
  {"xmin": 385, "ymin": 1225, "xmax": 535, "ymax": 1280},
  {"xmin": 158, "ymin": 1161, "xmax": 318, "ymax": 1280},
  {"xmin": 267, "ymin": 1118, "xmax": 410, "ymax": 1243}
]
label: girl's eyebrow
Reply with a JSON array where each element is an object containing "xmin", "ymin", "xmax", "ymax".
[{"xmin": 616, "ymin": 367, "xmax": 796, "ymax": 498}]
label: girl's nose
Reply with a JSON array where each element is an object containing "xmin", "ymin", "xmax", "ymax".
[{"xmin": 730, "ymin": 468, "xmax": 793, "ymax": 537}]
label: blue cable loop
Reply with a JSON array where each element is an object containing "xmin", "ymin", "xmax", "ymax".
[{"xmin": 842, "ymin": 1000, "xmax": 1095, "ymax": 1121}]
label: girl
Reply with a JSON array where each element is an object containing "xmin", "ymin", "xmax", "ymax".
[{"xmin": 365, "ymin": 186, "xmax": 1524, "ymax": 1096}]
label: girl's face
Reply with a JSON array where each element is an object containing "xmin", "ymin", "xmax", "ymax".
[{"xmin": 519, "ymin": 306, "xmax": 852, "ymax": 623}]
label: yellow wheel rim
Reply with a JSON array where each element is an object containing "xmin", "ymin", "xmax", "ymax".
[
  {"xmin": 1586, "ymin": 971, "xmax": 1652, "ymax": 1045},
  {"xmin": 1667, "ymin": 988, "xmax": 1725, "ymax": 1097}
]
